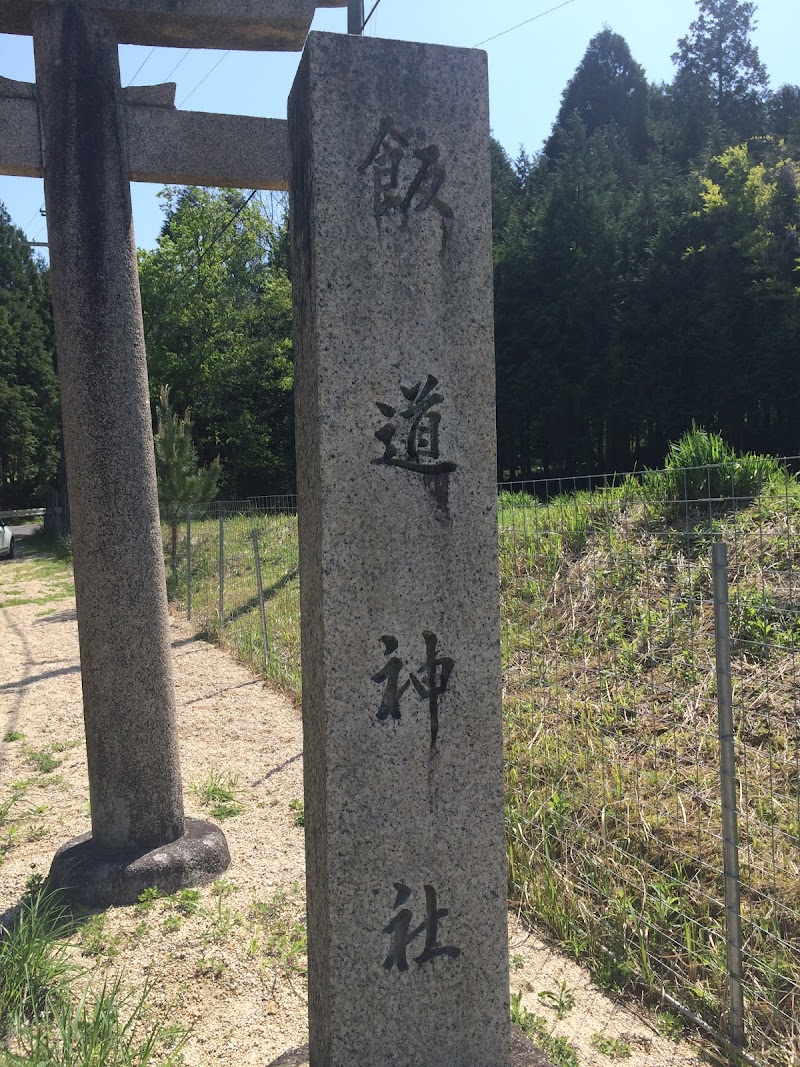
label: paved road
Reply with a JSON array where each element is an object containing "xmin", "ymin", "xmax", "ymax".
[{"xmin": 9, "ymin": 524, "xmax": 40, "ymax": 538}]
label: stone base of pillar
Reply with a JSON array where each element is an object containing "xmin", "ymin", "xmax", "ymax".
[
  {"xmin": 48, "ymin": 818, "xmax": 230, "ymax": 907},
  {"xmin": 510, "ymin": 1026, "xmax": 553, "ymax": 1066}
]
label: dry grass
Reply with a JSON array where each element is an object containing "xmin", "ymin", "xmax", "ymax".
[
  {"xmin": 499, "ymin": 477, "xmax": 800, "ymax": 1067},
  {"xmin": 161, "ymin": 468, "xmax": 800, "ymax": 1065}
]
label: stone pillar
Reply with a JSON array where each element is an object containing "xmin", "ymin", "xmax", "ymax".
[
  {"xmin": 33, "ymin": 1, "xmax": 228, "ymax": 903},
  {"xmin": 289, "ymin": 32, "xmax": 510, "ymax": 1067}
]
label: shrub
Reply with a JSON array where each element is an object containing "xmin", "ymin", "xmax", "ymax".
[{"xmin": 644, "ymin": 425, "xmax": 782, "ymax": 513}]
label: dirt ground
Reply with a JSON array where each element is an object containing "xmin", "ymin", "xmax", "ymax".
[{"xmin": 0, "ymin": 544, "xmax": 715, "ymax": 1066}]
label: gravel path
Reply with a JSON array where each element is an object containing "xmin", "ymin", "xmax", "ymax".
[{"xmin": 0, "ymin": 550, "xmax": 710, "ymax": 1066}]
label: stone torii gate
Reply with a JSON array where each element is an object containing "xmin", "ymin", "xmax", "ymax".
[{"xmin": 0, "ymin": 0, "xmax": 346, "ymax": 906}]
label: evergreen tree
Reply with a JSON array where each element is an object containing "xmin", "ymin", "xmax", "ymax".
[
  {"xmin": 154, "ymin": 384, "xmax": 219, "ymax": 575},
  {"xmin": 767, "ymin": 84, "xmax": 800, "ymax": 152},
  {"xmin": 671, "ymin": 0, "xmax": 768, "ymax": 156},
  {"xmin": 546, "ymin": 29, "xmax": 651, "ymax": 163},
  {"xmin": 0, "ymin": 204, "xmax": 59, "ymax": 506}
]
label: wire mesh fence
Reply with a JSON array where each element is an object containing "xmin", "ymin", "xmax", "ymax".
[
  {"xmin": 499, "ymin": 463, "xmax": 800, "ymax": 1067},
  {"xmin": 162, "ymin": 496, "xmax": 300, "ymax": 697},
  {"xmin": 161, "ymin": 462, "xmax": 799, "ymax": 1065}
]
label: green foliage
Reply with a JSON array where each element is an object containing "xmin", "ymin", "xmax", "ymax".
[
  {"xmin": 546, "ymin": 29, "xmax": 651, "ymax": 162},
  {"xmin": 645, "ymin": 426, "xmax": 781, "ymax": 509},
  {"xmin": 139, "ymin": 187, "xmax": 294, "ymax": 498},
  {"xmin": 192, "ymin": 769, "xmax": 245, "ymax": 820},
  {"xmin": 79, "ymin": 915, "xmax": 121, "ymax": 960},
  {"xmin": 492, "ymin": 4, "xmax": 800, "ymax": 482},
  {"xmin": 288, "ymin": 798, "xmax": 305, "ymax": 828},
  {"xmin": 154, "ymin": 385, "xmax": 219, "ymax": 524},
  {"xmin": 0, "ymin": 881, "xmax": 74, "ymax": 1036},
  {"xmin": 5, "ymin": 976, "xmax": 188, "ymax": 1066},
  {"xmin": 500, "ymin": 474, "xmax": 800, "ymax": 1065},
  {"xmin": 672, "ymin": 0, "xmax": 768, "ymax": 145},
  {"xmin": 24, "ymin": 748, "xmax": 63, "ymax": 775},
  {"xmin": 590, "ymin": 1030, "xmax": 632, "ymax": 1058},
  {"xmin": 537, "ymin": 980, "xmax": 575, "ymax": 1019},
  {"xmin": 0, "ymin": 204, "xmax": 60, "ymax": 506},
  {"xmin": 510, "ymin": 991, "xmax": 580, "ymax": 1067},
  {"xmin": 248, "ymin": 888, "xmax": 307, "ymax": 986}
]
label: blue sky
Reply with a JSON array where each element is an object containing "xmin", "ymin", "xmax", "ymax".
[{"xmin": 0, "ymin": 0, "xmax": 796, "ymax": 254}]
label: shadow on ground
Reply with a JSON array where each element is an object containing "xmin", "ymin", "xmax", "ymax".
[{"xmin": 266, "ymin": 1047, "xmax": 309, "ymax": 1067}]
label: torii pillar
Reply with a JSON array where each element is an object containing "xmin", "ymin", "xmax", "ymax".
[{"xmin": 0, "ymin": 0, "xmax": 346, "ymax": 906}]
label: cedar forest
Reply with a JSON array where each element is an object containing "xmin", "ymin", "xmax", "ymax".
[{"xmin": 0, "ymin": 0, "xmax": 798, "ymax": 504}]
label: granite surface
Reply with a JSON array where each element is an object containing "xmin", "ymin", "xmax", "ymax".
[
  {"xmin": 0, "ymin": 96, "xmax": 40, "ymax": 178},
  {"xmin": 0, "ymin": 89, "xmax": 290, "ymax": 190},
  {"xmin": 290, "ymin": 31, "xmax": 509, "ymax": 1067},
  {"xmin": 126, "ymin": 108, "xmax": 289, "ymax": 189},
  {"xmin": 1, "ymin": 0, "xmax": 347, "ymax": 49},
  {"xmin": 49, "ymin": 818, "xmax": 231, "ymax": 907},
  {"xmin": 33, "ymin": 3, "xmax": 187, "ymax": 853}
]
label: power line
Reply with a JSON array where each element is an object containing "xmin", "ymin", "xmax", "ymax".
[
  {"xmin": 161, "ymin": 190, "xmax": 259, "ymax": 303},
  {"xmin": 361, "ymin": 0, "xmax": 383, "ymax": 32},
  {"xmin": 21, "ymin": 204, "xmax": 44, "ymax": 234},
  {"xmin": 126, "ymin": 46, "xmax": 157, "ymax": 86},
  {"xmin": 165, "ymin": 49, "xmax": 192, "ymax": 81},
  {"xmin": 178, "ymin": 51, "xmax": 231, "ymax": 108},
  {"xmin": 473, "ymin": 0, "xmax": 578, "ymax": 48}
]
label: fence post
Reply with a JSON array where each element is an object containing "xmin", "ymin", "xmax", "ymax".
[
  {"xmin": 186, "ymin": 510, "xmax": 192, "ymax": 621},
  {"xmin": 218, "ymin": 514, "xmax": 225, "ymax": 630},
  {"xmin": 251, "ymin": 528, "xmax": 270, "ymax": 672},
  {"xmin": 712, "ymin": 540, "xmax": 746, "ymax": 1051}
]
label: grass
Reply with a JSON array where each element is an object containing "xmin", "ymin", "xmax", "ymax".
[
  {"xmin": 0, "ymin": 538, "xmax": 74, "ymax": 610},
  {"xmin": 0, "ymin": 879, "xmax": 74, "ymax": 1036},
  {"xmin": 590, "ymin": 1031, "xmax": 632, "ymax": 1058},
  {"xmin": 247, "ymin": 886, "xmax": 307, "ymax": 991},
  {"xmin": 537, "ymin": 979, "xmax": 576, "ymax": 1019},
  {"xmin": 192, "ymin": 769, "xmax": 246, "ymax": 820},
  {"xmin": 25, "ymin": 749, "xmax": 62, "ymax": 775},
  {"xmin": 162, "ymin": 508, "xmax": 301, "ymax": 698},
  {"xmin": 288, "ymin": 798, "xmax": 305, "ymax": 828},
  {"xmin": 6, "ymin": 976, "xmax": 188, "ymax": 1066},
  {"xmin": 499, "ymin": 457, "xmax": 800, "ymax": 1067},
  {"xmin": 510, "ymin": 990, "xmax": 580, "ymax": 1067},
  {"xmin": 0, "ymin": 878, "xmax": 188, "ymax": 1065},
  {"xmin": 159, "ymin": 455, "xmax": 800, "ymax": 1066}
]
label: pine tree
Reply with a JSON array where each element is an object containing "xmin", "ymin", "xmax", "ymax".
[{"xmin": 154, "ymin": 385, "xmax": 219, "ymax": 575}]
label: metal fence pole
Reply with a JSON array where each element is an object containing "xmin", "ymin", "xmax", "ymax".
[
  {"xmin": 712, "ymin": 540, "xmax": 746, "ymax": 1051},
  {"xmin": 251, "ymin": 529, "xmax": 270, "ymax": 672},
  {"xmin": 186, "ymin": 510, "xmax": 192, "ymax": 621},
  {"xmin": 218, "ymin": 514, "xmax": 225, "ymax": 630}
]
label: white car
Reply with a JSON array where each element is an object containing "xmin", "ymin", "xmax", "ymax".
[{"xmin": 0, "ymin": 519, "xmax": 15, "ymax": 559}]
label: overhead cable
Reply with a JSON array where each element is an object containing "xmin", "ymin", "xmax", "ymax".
[
  {"xmin": 165, "ymin": 49, "xmax": 193, "ymax": 81},
  {"xmin": 361, "ymin": 0, "xmax": 383, "ymax": 32},
  {"xmin": 178, "ymin": 50, "xmax": 231, "ymax": 108},
  {"xmin": 474, "ymin": 0, "xmax": 578, "ymax": 48},
  {"xmin": 126, "ymin": 46, "xmax": 157, "ymax": 86}
]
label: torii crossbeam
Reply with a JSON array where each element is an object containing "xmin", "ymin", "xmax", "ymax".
[{"xmin": 0, "ymin": 0, "xmax": 346, "ymax": 906}]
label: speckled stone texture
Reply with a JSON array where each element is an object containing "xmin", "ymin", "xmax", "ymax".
[
  {"xmin": 0, "ymin": 74, "xmax": 290, "ymax": 190},
  {"xmin": 48, "ymin": 818, "xmax": 231, "ymax": 907},
  {"xmin": 289, "ymin": 32, "xmax": 509, "ymax": 1067},
  {"xmin": 32, "ymin": 3, "xmax": 197, "ymax": 865},
  {"xmin": 1, "ymin": 0, "xmax": 346, "ymax": 49}
]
